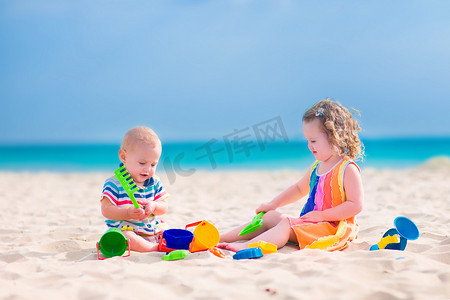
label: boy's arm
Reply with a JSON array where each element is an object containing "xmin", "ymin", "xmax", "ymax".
[
  {"xmin": 146, "ymin": 199, "xmax": 168, "ymax": 216},
  {"xmin": 148, "ymin": 178, "xmax": 169, "ymax": 216},
  {"xmin": 299, "ymin": 163, "xmax": 364, "ymax": 222},
  {"xmin": 257, "ymin": 170, "xmax": 310, "ymax": 212},
  {"xmin": 101, "ymin": 197, "xmax": 146, "ymax": 221}
]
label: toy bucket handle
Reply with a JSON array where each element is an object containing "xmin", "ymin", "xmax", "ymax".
[{"xmin": 185, "ymin": 221, "xmax": 203, "ymax": 229}]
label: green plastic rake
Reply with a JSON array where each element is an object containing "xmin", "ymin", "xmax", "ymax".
[{"xmin": 114, "ymin": 166, "xmax": 140, "ymax": 208}]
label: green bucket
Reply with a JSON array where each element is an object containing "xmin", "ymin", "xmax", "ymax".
[{"xmin": 98, "ymin": 228, "xmax": 129, "ymax": 258}]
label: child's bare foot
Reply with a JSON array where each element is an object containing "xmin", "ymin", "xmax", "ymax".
[{"xmin": 217, "ymin": 242, "xmax": 248, "ymax": 252}]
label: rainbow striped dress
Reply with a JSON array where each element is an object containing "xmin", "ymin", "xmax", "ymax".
[{"xmin": 289, "ymin": 158, "xmax": 359, "ymax": 251}]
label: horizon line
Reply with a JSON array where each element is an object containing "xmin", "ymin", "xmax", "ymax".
[{"xmin": 1, "ymin": 135, "xmax": 450, "ymax": 147}]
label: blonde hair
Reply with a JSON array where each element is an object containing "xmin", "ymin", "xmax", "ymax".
[
  {"xmin": 303, "ymin": 98, "xmax": 364, "ymax": 160},
  {"xmin": 120, "ymin": 126, "xmax": 161, "ymax": 151}
]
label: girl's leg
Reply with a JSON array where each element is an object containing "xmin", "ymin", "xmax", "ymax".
[
  {"xmin": 219, "ymin": 210, "xmax": 285, "ymax": 243},
  {"xmin": 218, "ymin": 218, "xmax": 297, "ymax": 252},
  {"xmin": 123, "ymin": 231, "xmax": 159, "ymax": 252}
]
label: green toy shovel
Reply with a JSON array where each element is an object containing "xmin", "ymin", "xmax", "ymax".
[{"xmin": 239, "ymin": 212, "xmax": 266, "ymax": 236}]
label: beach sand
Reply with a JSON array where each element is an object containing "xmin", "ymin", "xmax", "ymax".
[{"xmin": 1, "ymin": 158, "xmax": 449, "ymax": 299}]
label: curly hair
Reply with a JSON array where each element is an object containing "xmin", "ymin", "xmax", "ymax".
[{"xmin": 303, "ymin": 98, "xmax": 364, "ymax": 160}]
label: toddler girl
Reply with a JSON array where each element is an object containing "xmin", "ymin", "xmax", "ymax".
[{"xmin": 219, "ymin": 99, "xmax": 364, "ymax": 251}]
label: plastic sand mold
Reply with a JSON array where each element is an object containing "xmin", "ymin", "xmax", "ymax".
[
  {"xmin": 162, "ymin": 250, "xmax": 190, "ymax": 261},
  {"xmin": 248, "ymin": 241, "xmax": 277, "ymax": 255},
  {"xmin": 209, "ymin": 247, "xmax": 226, "ymax": 258},
  {"xmin": 233, "ymin": 248, "xmax": 263, "ymax": 260}
]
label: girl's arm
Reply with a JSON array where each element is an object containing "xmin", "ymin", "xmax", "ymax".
[
  {"xmin": 299, "ymin": 163, "xmax": 363, "ymax": 222},
  {"xmin": 257, "ymin": 170, "xmax": 310, "ymax": 213}
]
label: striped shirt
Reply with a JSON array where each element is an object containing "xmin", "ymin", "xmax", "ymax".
[{"xmin": 101, "ymin": 175, "xmax": 169, "ymax": 236}]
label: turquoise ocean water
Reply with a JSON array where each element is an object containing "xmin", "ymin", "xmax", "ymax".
[{"xmin": 0, "ymin": 137, "xmax": 449, "ymax": 173}]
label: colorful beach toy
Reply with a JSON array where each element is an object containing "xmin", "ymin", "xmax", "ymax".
[
  {"xmin": 370, "ymin": 216, "xmax": 419, "ymax": 251},
  {"xmin": 233, "ymin": 248, "xmax": 263, "ymax": 260},
  {"xmin": 96, "ymin": 228, "xmax": 130, "ymax": 260},
  {"xmin": 114, "ymin": 165, "xmax": 140, "ymax": 209},
  {"xmin": 209, "ymin": 247, "xmax": 226, "ymax": 258},
  {"xmin": 248, "ymin": 241, "xmax": 277, "ymax": 255},
  {"xmin": 163, "ymin": 229, "xmax": 194, "ymax": 250},
  {"xmin": 159, "ymin": 221, "xmax": 225, "ymax": 260},
  {"xmin": 239, "ymin": 212, "xmax": 266, "ymax": 236},
  {"xmin": 185, "ymin": 221, "xmax": 220, "ymax": 252},
  {"xmin": 162, "ymin": 250, "xmax": 190, "ymax": 261}
]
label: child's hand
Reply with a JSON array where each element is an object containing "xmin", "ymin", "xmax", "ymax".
[
  {"xmin": 126, "ymin": 206, "xmax": 146, "ymax": 220},
  {"xmin": 142, "ymin": 201, "xmax": 157, "ymax": 218},
  {"xmin": 298, "ymin": 211, "xmax": 324, "ymax": 223},
  {"xmin": 256, "ymin": 202, "xmax": 276, "ymax": 214}
]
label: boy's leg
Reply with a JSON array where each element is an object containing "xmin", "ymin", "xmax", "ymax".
[
  {"xmin": 219, "ymin": 210, "xmax": 285, "ymax": 243},
  {"xmin": 123, "ymin": 231, "xmax": 159, "ymax": 252}
]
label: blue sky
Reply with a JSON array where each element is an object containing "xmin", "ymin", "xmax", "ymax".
[{"xmin": 1, "ymin": 0, "xmax": 450, "ymax": 144}]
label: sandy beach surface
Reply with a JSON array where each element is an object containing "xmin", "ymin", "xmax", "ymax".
[{"xmin": 1, "ymin": 158, "xmax": 449, "ymax": 300}]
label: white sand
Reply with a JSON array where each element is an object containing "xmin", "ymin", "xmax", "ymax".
[{"xmin": 1, "ymin": 159, "xmax": 449, "ymax": 299}]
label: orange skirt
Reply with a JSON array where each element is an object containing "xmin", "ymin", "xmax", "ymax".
[{"xmin": 289, "ymin": 218, "xmax": 358, "ymax": 251}]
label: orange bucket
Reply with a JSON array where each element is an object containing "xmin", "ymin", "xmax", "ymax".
[{"xmin": 185, "ymin": 221, "xmax": 220, "ymax": 252}]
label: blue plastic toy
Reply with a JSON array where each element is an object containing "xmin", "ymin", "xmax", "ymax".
[
  {"xmin": 233, "ymin": 247, "xmax": 263, "ymax": 260},
  {"xmin": 163, "ymin": 229, "xmax": 194, "ymax": 250},
  {"xmin": 370, "ymin": 216, "xmax": 419, "ymax": 251}
]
